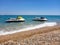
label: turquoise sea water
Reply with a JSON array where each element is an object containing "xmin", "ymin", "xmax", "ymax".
[{"xmin": 0, "ymin": 15, "xmax": 60, "ymax": 32}]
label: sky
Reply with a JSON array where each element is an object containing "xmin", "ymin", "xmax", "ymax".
[{"xmin": 0, "ymin": 0, "xmax": 60, "ymax": 15}]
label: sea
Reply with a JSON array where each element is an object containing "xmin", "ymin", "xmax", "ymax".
[{"xmin": 0, "ymin": 15, "xmax": 60, "ymax": 35}]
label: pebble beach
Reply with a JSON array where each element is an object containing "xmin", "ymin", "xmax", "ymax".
[{"xmin": 0, "ymin": 25, "xmax": 60, "ymax": 45}]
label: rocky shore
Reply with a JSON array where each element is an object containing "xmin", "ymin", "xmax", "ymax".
[{"xmin": 0, "ymin": 26, "xmax": 60, "ymax": 45}]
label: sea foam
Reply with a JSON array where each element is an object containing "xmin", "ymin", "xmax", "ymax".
[{"xmin": 0, "ymin": 22, "xmax": 57, "ymax": 35}]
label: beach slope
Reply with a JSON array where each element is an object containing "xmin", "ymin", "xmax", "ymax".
[{"xmin": 0, "ymin": 26, "xmax": 60, "ymax": 45}]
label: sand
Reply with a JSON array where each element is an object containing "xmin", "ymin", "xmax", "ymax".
[{"xmin": 0, "ymin": 25, "xmax": 60, "ymax": 45}]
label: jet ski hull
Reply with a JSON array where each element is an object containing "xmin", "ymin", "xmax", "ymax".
[{"xmin": 6, "ymin": 20, "xmax": 25, "ymax": 23}]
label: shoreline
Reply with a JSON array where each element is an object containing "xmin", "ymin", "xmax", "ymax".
[
  {"xmin": 0, "ymin": 25, "xmax": 60, "ymax": 43},
  {"xmin": 0, "ymin": 22, "xmax": 57, "ymax": 35}
]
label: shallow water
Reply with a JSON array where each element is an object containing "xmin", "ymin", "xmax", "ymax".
[{"xmin": 0, "ymin": 15, "xmax": 60, "ymax": 34}]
